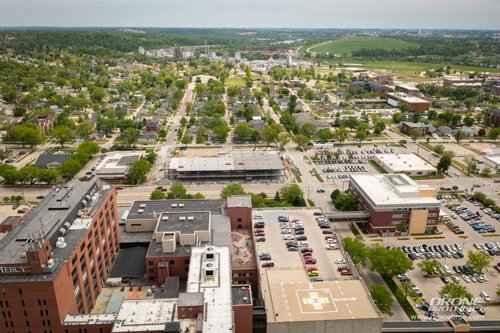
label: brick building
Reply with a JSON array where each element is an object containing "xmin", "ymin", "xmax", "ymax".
[
  {"xmin": 349, "ymin": 81, "xmax": 391, "ymax": 96},
  {"xmin": 349, "ymin": 174, "xmax": 441, "ymax": 235},
  {"xmin": 0, "ymin": 180, "xmax": 120, "ymax": 333},
  {"xmin": 387, "ymin": 92, "xmax": 430, "ymax": 112},
  {"xmin": 399, "ymin": 121, "xmax": 430, "ymax": 136}
]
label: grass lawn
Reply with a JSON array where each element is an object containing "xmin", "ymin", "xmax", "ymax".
[
  {"xmin": 310, "ymin": 36, "xmax": 418, "ymax": 56},
  {"xmin": 368, "ymin": 160, "xmax": 387, "ymax": 174},
  {"xmin": 225, "ymin": 76, "xmax": 245, "ymax": 88},
  {"xmin": 356, "ymin": 61, "xmax": 500, "ymax": 75}
]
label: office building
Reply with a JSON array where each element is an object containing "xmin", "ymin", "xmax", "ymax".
[
  {"xmin": 0, "ymin": 180, "xmax": 120, "ymax": 333},
  {"xmin": 373, "ymin": 154, "xmax": 437, "ymax": 176},
  {"xmin": 349, "ymin": 174, "xmax": 441, "ymax": 235}
]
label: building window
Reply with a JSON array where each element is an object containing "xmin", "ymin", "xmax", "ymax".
[
  {"xmin": 18, "ymin": 289, "xmax": 22, "ymax": 296},
  {"xmin": 392, "ymin": 214, "xmax": 404, "ymax": 218},
  {"xmin": 237, "ymin": 218, "xmax": 242, "ymax": 222}
]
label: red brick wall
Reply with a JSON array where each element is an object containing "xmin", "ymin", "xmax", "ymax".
[
  {"xmin": 228, "ymin": 206, "xmax": 252, "ymax": 230},
  {"xmin": 146, "ymin": 254, "xmax": 191, "ymax": 282},
  {"xmin": 233, "ymin": 303, "xmax": 253, "ymax": 333}
]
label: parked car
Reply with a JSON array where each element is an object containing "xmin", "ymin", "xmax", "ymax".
[{"xmin": 261, "ymin": 262, "xmax": 274, "ymax": 268}]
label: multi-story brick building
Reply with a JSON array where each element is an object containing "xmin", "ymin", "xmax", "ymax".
[
  {"xmin": 349, "ymin": 174, "xmax": 441, "ymax": 235},
  {"xmin": 0, "ymin": 180, "xmax": 120, "ymax": 333},
  {"xmin": 387, "ymin": 92, "xmax": 430, "ymax": 112}
]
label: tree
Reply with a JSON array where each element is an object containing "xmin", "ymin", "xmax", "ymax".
[
  {"xmin": 344, "ymin": 117, "xmax": 358, "ymax": 132},
  {"xmin": 277, "ymin": 132, "xmax": 291, "ymax": 150},
  {"xmin": 23, "ymin": 127, "xmax": 44, "ymax": 149},
  {"xmin": 0, "ymin": 164, "xmax": 18, "ymax": 184},
  {"xmin": 213, "ymin": 125, "xmax": 230, "ymax": 143},
  {"xmin": 48, "ymin": 126, "xmax": 73, "ymax": 147},
  {"xmin": 332, "ymin": 193, "xmax": 359, "ymax": 211},
  {"xmin": 150, "ymin": 189, "xmax": 165, "ymax": 200},
  {"xmin": 38, "ymin": 168, "xmax": 59, "ymax": 185},
  {"xmin": 146, "ymin": 151, "xmax": 157, "ymax": 164},
  {"xmin": 392, "ymin": 112, "xmax": 407, "ymax": 124},
  {"xmin": 17, "ymin": 165, "xmax": 40, "ymax": 185},
  {"xmin": 370, "ymin": 284, "xmax": 393, "ymax": 315},
  {"xmin": 373, "ymin": 121, "xmax": 386, "ymax": 135},
  {"xmin": 58, "ymin": 159, "xmax": 82, "ymax": 178},
  {"xmin": 467, "ymin": 250, "xmax": 492, "ymax": 274},
  {"xmin": 220, "ymin": 184, "xmax": 246, "ymax": 198},
  {"xmin": 463, "ymin": 155, "xmax": 477, "ymax": 175},
  {"xmin": 418, "ymin": 259, "xmax": 441, "ymax": 276},
  {"xmin": 464, "ymin": 98, "xmax": 477, "ymax": 111},
  {"xmin": 412, "ymin": 111, "xmax": 421, "ymax": 123},
  {"xmin": 300, "ymin": 123, "xmax": 317, "ymax": 138},
  {"xmin": 274, "ymin": 191, "xmax": 281, "ymax": 202},
  {"xmin": 318, "ymin": 128, "xmax": 332, "ymax": 143},
  {"xmin": 233, "ymin": 123, "xmax": 254, "ymax": 142},
  {"xmin": 262, "ymin": 127, "xmax": 278, "ymax": 146},
  {"xmin": 463, "ymin": 115, "xmax": 475, "ymax": 127},
  {"xmin": 126, "ymin": 159, "xmax": 151, "ymax": 184},
  {"xmin": 280, "ymin": 184, "xmax": 306, "ymax": 206},
  {"xmin": 433, "ymin": 144, "xmax": 445, "ymax": 155},
  {"xmin": 410, "ymin": 128, "xmax": 420, "ymax": 143},
  {"xmin": 368, "ymin": 245, "xmax": 414, "ymax": 278},
  {"xmin": 453, "ymin": 129, "xmax": 468, "ymax": 144},
  {"xmin": 439, "ymin": 283, "xmax": 473, "ymax": 302},
  {"xmin": 293, "ymin": 134, "xmax": 309, "ymax": 149},
  {"xmin": 481, "ymin": 166, "xmax": 492, "ymax": 177},
  {"xmin": 227, "ymin": 86, "xmax": 240, "ymax": 100},
  {"xmin": 437, "ymin": 151, "xmax": 454, "ymax": 173},
  {"xmin": 342, "ymin": 237, "xmax": 368, "ymax": 266},
  {"xmin": 167, "ymin": 184, "xmax": 188, "ymax": 199},
  {"xmin": 334, "ymin": 128, "xmax": 349, "ymax": 145},
  {"xmin": 121, "ymin": 127, "xmax": 138, "ymax": 144},
  {"xmin": 76, "ymin": 122, "xmax": 94, "ymax": 141},
  {"xmin": 0, "ymin": 148, "xmax": 13, "ymax": 162},
  {"xmin": 488, "ymin": 127, "xmax": 500, "ymax": 142},
  {"xmin": 355, "ymin": 129, "xmax": 368, "ymax": 143},
  {"xmin": 400, "ymin": 281, "xmax": 417, "ymax": 299}
]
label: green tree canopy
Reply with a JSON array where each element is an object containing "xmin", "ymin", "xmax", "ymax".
[
  {"xmin": 167, "ymin": 184, "xmax": 189, "ymax": 199},
  {"xmin": 467, "ymin": 250, "xmax": 492, "ymax": 274},
  {"xmin": 368, "ymin": 245, "xmax": 414, "ymax": 278},
  {"xmin": 342, "ymin": 237, "xmax": 368, "ymax": 266},
  {"xmin": 439, "ymin": 283, "xmax": 473, "ymax": 302},
  {"xmin": 370, "ymin": 284, "xmax": 393, "ymax": 315},
  {"xmin": 220, "ymin": 184, "xmax": 246, "ymax": 199},
  {"xmin": 126, "ymin": 159, "xmax": 151, "ymax": 184},
  {"xmin": 150, "ymin": 189, "xmax": 166, "ymax": 200},
  {"xmin": 48, "ymin": 125, "xmax": 73, "ymax": 147},
  {"xmin": 279, "ymin": 184, "xmax": 305, "ymax": 206}
]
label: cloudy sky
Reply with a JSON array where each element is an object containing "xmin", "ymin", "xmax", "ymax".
[{"xmin": 1, "ymin": 0, "xmax": 499, "ymax": 29}]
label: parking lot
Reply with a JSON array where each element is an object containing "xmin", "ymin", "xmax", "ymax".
[{"xmin": 252, "ymin": 208, "xmax": 350, "ymax": 281}]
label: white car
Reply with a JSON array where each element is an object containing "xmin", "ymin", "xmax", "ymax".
[
  {"xmin": 254, "ymin": 214, "xmax": 262, "ymax": 219},
  {"xmin": 480, "ymin": 291, "xmax": 491, "ymax": 302},
  {"xmin": 326, "ymin": 244, "xmax": 338, "ymax": 250},
  {"xmin": 335, "ymin": 259, "xmax": 346, "ymax": 264},
  {"xmin": 282, "ymin": 235, "xmax": 294, "ymax": 240}
]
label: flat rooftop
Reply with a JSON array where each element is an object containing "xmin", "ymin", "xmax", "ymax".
[
  {"xmin": 374, "ymin": 154, "xmax": 437, "ymax": 172},
  {"xmin": 0, "ymin": 180, "xmax": 112, "ymax": 282},
  {"xmin": 127, "ymin": 199, "xmax": 225, "ymax": 220},
  {"xmin": 388, "ymin": 92, "xmax": 429, "ymax": 104},
  {"xmin": 232, "ymin": 285, "xmax": 252, "ymax": 306},
  {"xmin": 112, "ymin": 299, "xmax": 179, "ymax": 332},
  {"xmin": 231, "ymin": 229, "xmax": 256, "ymax": 269},
  {"xmin": 169, "ymin": 151, "xmax": 284, "ymax": 172},
  {"xmin": 350, "ymin": 174, "xmax": 441, "ymax": 208},
  {"xmin": 157, "ymin": 211, "xmax": 210, "ymax": 234},
  {"xmin": 395, "ymin": 83, "xmax": 420, "ymax": 91},
  {"xmin": 96, "ymin": 151, "xmax": 144, "ymax": 176},
  {"xmin": 254, "ymin": 209, "xmax": 381, "ymax": 324}
]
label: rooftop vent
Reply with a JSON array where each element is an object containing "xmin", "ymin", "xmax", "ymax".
[
  {"xmin": 137, "ymin": 209, "xmax": 144, "ymax": 214},
  {"xmin": 139, "ymin": 204, "xmax": 146, "ymax": 208},
  {"xmin": 179, "ymin": 216, "xmax": 186, "ymax": 221},
  {"xmin": 161, "ymin": 216, "xmax": 169, "ymax": 221},
  {"xmin": 187, "ymin": 216, "xmax": 194, "ymax": 221},
  {"xmin": 171, "ymin": 203, "xmax": 178, "ymax": 208},
  {"xmin": 178, "ymin": 203, "xmax": 184, "ymax": 208}
]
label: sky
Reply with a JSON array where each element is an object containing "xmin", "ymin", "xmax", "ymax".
[{"xmin": 0, "ymin": 0, "xmax": 499, "ymax": 30}]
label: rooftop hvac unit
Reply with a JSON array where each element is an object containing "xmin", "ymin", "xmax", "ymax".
[
  {"xmin": 178, "ymin": 203, "xmax": 184, "ymax": 208},
  {"xmin": 139, "ymin": 203, "xmax": 146, "ymax": 208},
  {"xmin": 179, "ymin": 216, "xmax": 186, "ymax": 221},
  {"xmin": 162, "ymin": 216, "xmax": 169, "ymax": 221},
  {"xmin": 58, "ymin": 228, "xmax": 67, "ymax": 236},
  {"xmin": 187, "ymin": 216, "xmax": 194, "ymax": 221},
  {"xmin": 63, "ymin": 222, "xmax": 71, "ymax": 230},
  {"xmin": 137, "ymin": 209, "xmax": 144, "ymax": 214},
  {"xmin": 171, "ymin": 203, "xmax": 178, "ymax": 208},
  {"xmin": 56, "ymin": 237, "xmax": 67, "ymax": 248}
]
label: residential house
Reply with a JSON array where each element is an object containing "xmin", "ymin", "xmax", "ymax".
[
  {"xmin": 138, "ymin": 132, "xmax": 158, "ymax": 142},
  {"xmin": 399, "ymin": 122, "xmax": 429, "ymax": 136},
  {"xmin": 485, "ymin": 109, "xmax": 500, "ymax": 127},
  {"xmin": 292, "ymin": 113, "xmax": 330, "ymax": 130},
  {"xmin": 436, "ymin": 126, "xmax": 453, "ymax": 136},
  {"xmin": 29, "ymin": 115, "xmax": 55, "ymax": 134},
  {"xmin": 146, "ymin": 120, "xmax": 160, "ymax": 132}
]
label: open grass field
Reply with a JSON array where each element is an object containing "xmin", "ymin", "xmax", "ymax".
[
  {"xmin": 225, "ymin": 76, "xmax": 245, "ymax": 88},
  {"xmin": 356, "ymin": 61, "xmax": 500, "ymax": 74},
  {"xmin": 309, "ymin": 36, "xmax": 419, "ymax": 56}
]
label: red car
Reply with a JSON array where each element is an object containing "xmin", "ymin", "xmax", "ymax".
[
  {"xmin": 115, "ymin": 186, "xmax": 124, "ymax": 190},
  {"xmin": 304, "ymin": 258, "xmax": 317, "ymax": 264}
]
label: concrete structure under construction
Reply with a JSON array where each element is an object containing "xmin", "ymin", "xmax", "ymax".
[{"xmin": 168, "ymin": 151, "xmax": 285, "ymax": 182}]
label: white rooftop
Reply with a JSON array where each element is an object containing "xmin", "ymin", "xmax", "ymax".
[
  {"xmin": 169, "ymin": 151, "xmax": 283, "ymax": 172},
  {"xmin": 350, "ymin": 174, "xmax": 440, "ymax": 208},
  {"xmin": 187, "ymin": 246, "xmax": 233, "ymax": 333},
  {"xmin": 485, "ymin": 155, "xmax": 500, "ymax": 166},
  {"xmin": 374, "ymin": 154, "xmax": 437, "ymax": 172},
  {"xmin": 396, "ymin": 83, "xmax": 420, "ymax": 91},
  {"xmin": 112, "ymin": 299, "xmax": 178, "ymax": 332},
  {"xmin": 388, "ymin": 92, "xmax": 429, "ymax": 104}
]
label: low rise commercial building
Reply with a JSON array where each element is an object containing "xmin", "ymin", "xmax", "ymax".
[
  {"xmin": 395, "ymin": 83, "xmax": 420, "ymax": 96},
  {"xmin": 373, "ymin": 153, "xmax": 437, "ymax": 176},
  {"xmin": 349, "ymin": 174, "xmax": 441, "ymax": 235},
  {"xmin": 387, "ymin": 92, "xmax": 430, "ymax": 112},
  {"xmin": 95, "ymin": 151, "xmax": 144, "ymax": 180}
]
